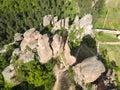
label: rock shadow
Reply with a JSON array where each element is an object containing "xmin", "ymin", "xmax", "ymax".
[{"xmin": 72, "ymin": 35, "xmax": 97, "ymax": 64}]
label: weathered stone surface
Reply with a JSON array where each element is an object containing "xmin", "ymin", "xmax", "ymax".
[
  {"xmin": 2, "ymin": 64, "xmax": 19, "ymax": 85},
  {"xmin": 14, "ymin": 33, "xmax": 23, "ymax": 41},
  {"xmin": 64, "ymin": 42, "xmax": 76, "ymax": 65},
  {"xmin": 52, "ymin": 20, "xmax": 61, "ymax": 30},
  {"xmin": 65, "ymin": 17, "xmax": 69, "ymax": 29},
  {"xmin": 12, "ymin": 48, "xmax": 21, "ymax": 56},
  {"xmin": 79, "ymin": 14, "xmax": 92, "ymax": 28},
  {"xmin": 37, "ymin": 34, "xmax": 52, "ymax": 64},
  {"xmin": 10, "ymin": 48, "xmax": 21, "ymax": 63},
  {"xmin": 18, "ymin": 50, "xmax": 34, "ymax": 63},
  {"xmin": 73, "ymin": 56, "xmax": 105, "ymax": 85},
  {"xmin": 51, "ymin": 34, "xmax": 64, "ymax": 58},
  {"xmin": 61, "ymin": 19, "xmax": 65, "ymax": 27},
  {"xmin": 83, "ymin": 24, "xmax": 94, "ymax": 37},
  {"xmin": 52, "ymin": 16, "xmax": 58, "ymax": 25},
  {"xmin": 43, "ymin": 15, "xmax": 52, "ymax": 26},
  {"xmin": 20, "ymin": 28, "xmax": 40, "ymax": 51}
]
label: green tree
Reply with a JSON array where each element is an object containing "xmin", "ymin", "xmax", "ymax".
[{"xmin": 16, "ymin": 60, "xmax": 55, "ymax": 89}]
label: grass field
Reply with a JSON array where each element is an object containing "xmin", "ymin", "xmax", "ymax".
[
  {"xmin": 100, "ymin": 44, "xmax": 120, "ymax": 80},
  {"xmin": 94, "ymin": 0, "xmax": 120, "ymax": 30},
  {"xmin": 95, "ymin": 32, "xmax": 120, "ymax": 42}
]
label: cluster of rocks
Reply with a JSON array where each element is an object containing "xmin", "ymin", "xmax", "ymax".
[
  {"xmin": 73, "ymin": 56, "xmax": 105, "ymax": 85},
  {"xmin": 2, "ymin": 28, "xmax": 76, "ymax": 85},
  {"xmin": 43, "ymin": 14, "xmax": 94, "ymax": 38},
  {"xmin": 43, "ymin": 15, "xmax": 69, "ymax": 30},
  {"xmin": 1, "ymin": 14, "xmax": 106, "ymax": 89},
  {"xmin": 53, "ymin": 56, "xmax": 105, "ymax": 90}
]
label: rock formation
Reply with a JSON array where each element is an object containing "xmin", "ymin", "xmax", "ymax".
[
  {"xmin": 43, "ymin": 15, "xmax": 52, "ymax": 26},
  {"xmin": 37, "ymin": 34, "xmax": 53, "ymax": 64},
  {"xmin": 73, "ymin": 56, "xmax": 105, "ymax": 86},
  {"xmin": 1, "ymin": 14, "xmax": 106, "ymax": 89},
  {"xmin": 64, "ymin": 41, "xmax": 76, "ymax": 65},
  {"xmin": 2, "ymin": 64, "xmax": 20, "ymax": 85},
  {"xmin": 14, "ymin": 33, "xmax": 23, "ymax": 42},
  {"xmin": 18, "ymin": 50, "xmax": 34, "ymax": 63},
  {"xmin": 51, "ymin": 34, "xmax": 64, "ymax": 58},
  {"xmin": 20, "ymin": 28, "xmax": 40, "ymax": 51}
]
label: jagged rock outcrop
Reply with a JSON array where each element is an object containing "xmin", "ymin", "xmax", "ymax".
[
  {"xmin": 20, "ymin": 28, "xmax": 40, "ymax": 51},
  {"xmin": 12, "ymin": 48, "xmax": 21, "ymax": 56},
  {"xmin": 14, "ymin": 33, "xmax": 23, "ymax": 42},
  {"xmin": 18, "ymin": 50, "xmax": 34, "ymax": 63},
  {"xmin": 43, "ymin": 15, "xmax": 52, "ymax": 26},
  {"xmin": 37, "ymin": 34, "xmax": 53, "ymax": 64},
  {"xmin": 65, "ymin": 17, "xmax": 69, "ymax": 29},
  {"xmin": 52, "ymin": 17, "xmax": 69, "ymax": 30},
  {"xmin": 51, "ymin": 34, "xmax": 64, "ymax": 58},
  {"xmin": 73, "ymin": 56, "xmax": 105, "ymax": 86},
  {"xmin": 2, "ymin": 64, "xmax": 20, "ymax": 85},
  {"xmin": 52, "ymin": 20, "xmax": 61, "ymax": 30},
  {"xmin": 64, "ymin": 42, "xmax": 76, "ymax": 65},
  {"xmin": 79, "ymin": 14, "xmax": 92, "ymax": 28},
  {"xmin": 52, "ymin": 16, "xmax": 58, "ymax": 25}
]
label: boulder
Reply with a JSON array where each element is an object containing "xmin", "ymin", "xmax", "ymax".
[
  {"xmin": 64, "ymin": 41, "xmax": 76, "ymax": 65},
  {"xmin": 52, "ymin": 16, "xmax": 58, "ymax": 25},
  {"xmin": 65, "ymin": 17, "xmax": 69, "ymax": 29},
  {"xmin": 37, "ymin": 34, "xmax": 52, "ymax": 64},
  {"xmin": 43, "ymin": 15, "xmax": 52, "ymax": 26},
  {"xmin": 73, "ymin": 56, "xmax": 105, "ymax": 85},
  {"xmin": 51, "ymin": 34, "xmax": 64, "ymax": 58},
  {"xmin": 61, "ymin": 19, "xmax": 65, "ymax": 27},
  {"xmin": 18, "ymin": 50, "xmax": 34, "ymax": 63},
  {"xmin": 2, "ymin": 64, "xmax": 20, "ymax": 85},
  {"xmin": 14, "ymin": 33, "xmax": 23, "ymax": 42},
  {"xmin": 20, "ymin": 28, "xmax": 40, "ymax": 51},
  {"xmin": 83, "ymin": 24, "xmax": 94, "ymax": 37},
  {"xmin": 79, "ymin": 14, "xmax": 92, "ymax": 28},
  {"xmin": 52, "ymin": 20, "xmax": 61, "ymax": 30},
  {"xmin": 12, "ymin": 48, "xmax": 21, "ymax": 56}
]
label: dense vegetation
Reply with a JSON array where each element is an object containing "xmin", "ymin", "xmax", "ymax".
[
  {"xmin": 0, "ymin": 0, "xmax": 105, "ymax": 47},
  {"xmin": 16, "ymin": 60, "xmax": 55, "ymax": 90},
  {"xmin": 0, "ymin": 0, "xmax": 77, "ymax": 47}
]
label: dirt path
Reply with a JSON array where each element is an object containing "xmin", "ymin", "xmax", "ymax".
[
  {"xmin": 94, "ymin": 29, "xmax": 120, "ymax": 34},
  {"xmin": 97, "ymin": 42, "xmax": 120, "ymax": 53}
]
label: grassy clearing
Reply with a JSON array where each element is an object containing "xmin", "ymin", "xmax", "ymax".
[
  {"xmin": 94, "ymin": 0, "xmax": 120, "ymax": 30},
  {"xmin": 95, "ymin": 32, "xmax": 120, "ymax": 42},
  {"xmin": 100, "ymin": 45, "xmax": 120, "ymax": 80}
]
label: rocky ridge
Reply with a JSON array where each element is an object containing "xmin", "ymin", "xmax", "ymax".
[{"xmin": 0, "ymin": 14, "xmax": 106, "ymax": 89}]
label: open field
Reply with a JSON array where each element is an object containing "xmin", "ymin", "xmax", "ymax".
[
  {"xmin": 100, "ymin": 44, "xmax": 120, "ymax": 80},
  {"xmin": 94, "ymin": 0, "xmax": 120, "ymax": 30},
  {"xmin": 95, "ymin": 32, "xmax": 120, "ymax": 42}
]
